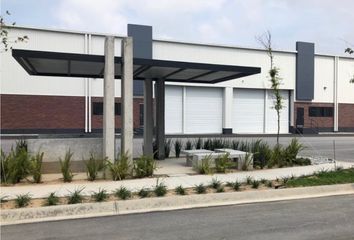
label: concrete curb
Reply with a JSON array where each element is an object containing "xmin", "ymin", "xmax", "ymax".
[{"xmin": 1, "ymin": 183, "xmax": 354, "ymax": 226}]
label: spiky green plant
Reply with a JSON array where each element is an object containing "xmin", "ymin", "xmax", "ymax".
[
  {"xmin": 266, "ymin": 181, "xmax": 273, "ymax": 188},
  {"xmin": 30, "ymin": 151, "xmax": 44, "ymax": 183},
  {"xmin": 0, "ymin": 149, "xmax": 11, "ymax": 183},
  {"xmin": 175, "ymin": 185, "xmax": 186, "ymax": 195},
  {"xmin": 241, "ymin": 153, "xmax": 253, "ymax": 171},
  {"xmin": 251, "ymin": 180, "xmax": 260, "ymax": 189},
  {"xmin": 84, "ymin": 153, "xmax": 106, "ymax": 181},
  {"xmin": 210, "ymin": 178, "xmax": 222, "ymax": 189},
  {"xmin": 164, "ymin": 139, "xmax": 172, "ymax": 158},
  {"xmin": 138, "ymin": 188, "xmax": 150, "ymax": 198},
  {"xmin": 283, "ymin": 138, "xmax": 305, "ymax": 166},
  {"xmin": 107, "ymin": 152, "xmax": 131, "ymax": 181},
  {"xmin": 92, "ymin": 188, "xmax": 109, "ymax": 202},
  {"xmin": 44, "ymin": 192, "xmax": 59, "ymax": 206},
  {"xmin": 15, "ymin": 193, "xmax": 31, "ymax": 208},
  {"xmin": 185, "ymin": 140, "xmax": 193, "ymax": 150},
  {"xmin": 215, "ymin": 153, "xmax": 231, "ymax": 173},
  {"xmin": 194, "ymin": 138, "xmax": 203, "ymax": 149},
  {"xmin": 194, "ymin": 184, "xmax": 207, "ymax": 194},
  {"xmin": 232, "ymin": 181, "xmax": 241, "ymax": 191},
  {"xmin": 134, "ymin": 155, "xmax": 156, "ymax": 178},
  {"xmin": 154, "ymin": 181, "xmax": 167, "ymax": 197},
  {"xmin": 115, "ymin": 186, "xmax": 131, "ymax": 200},
  {"xmin": 246, "ymin": 176, "xmax": 253, "ymax": 185},
  {"xmin": 216, "ymin": 186, "xmax": 225, "ymax": 193},
  {"xmin": 67, "ymin": 188, "xmax": 85, "ymax": 204},
  {"xmin": 195, "ymin": 154, "xmax": 213, "ymax": 174},
  {"xmin": 59, "ymin": 149, "xmax": 74, "ymax": 182},
  {"xmin": 174, "ymin": 139, "xmax": 182, "ymax": 158}
]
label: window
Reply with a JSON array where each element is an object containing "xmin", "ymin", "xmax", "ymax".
[
  {"xmin": 92, "ymin": 102, "xmax": 121, "ymax": 115},
  {"xmin": 308, "ymin": 107, "xmax": 333, "ymax": 117}
]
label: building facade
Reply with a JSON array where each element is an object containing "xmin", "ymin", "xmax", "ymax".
[{"xmin": 1, "ymin": 26, "xmax": 354, "ymax": 135}]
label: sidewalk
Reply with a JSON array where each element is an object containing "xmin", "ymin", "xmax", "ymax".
[{"xmin": 1, "ymin": 161, "xmax": 353, "ymax": 200}]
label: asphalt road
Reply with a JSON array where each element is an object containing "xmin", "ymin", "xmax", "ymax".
[{"xmin": 2, "ymin": 195, "xmax": 354, "ymax": 240}]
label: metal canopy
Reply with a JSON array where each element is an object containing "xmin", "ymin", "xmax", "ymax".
[{"xmin": 12, "ymin": 49, "xmax": 261, "ymax": 84}]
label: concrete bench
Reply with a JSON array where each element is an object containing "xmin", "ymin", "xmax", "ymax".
[
  {"xmin": 192, "ymin": 149, "xmax": 253, "ymax": 170},
  {"xmin": 181, "ymin": 149, "xmax": 213, "ymax": 167}
]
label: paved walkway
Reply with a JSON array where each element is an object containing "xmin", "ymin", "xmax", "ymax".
[{"xmin": 1, "ymin": 161, "xmax": 353, "ymax": 200}]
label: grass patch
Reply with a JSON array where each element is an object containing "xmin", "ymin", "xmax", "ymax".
[{"xmin": 286, "ymin": 168, "xmax": 354, "ymax": 187}]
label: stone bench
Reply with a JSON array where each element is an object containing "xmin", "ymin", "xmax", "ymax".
[
  {"xmin": 192, "ymin": 149, "xmax": 253, "ymax": 170},
  {"xmin": 181, "ymin": 149, "xmax": 214, "ymax": 167}
]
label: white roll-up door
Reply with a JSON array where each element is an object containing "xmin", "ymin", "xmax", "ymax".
[
  {"xmin": 165, "ymin": 86, "xmax": 183, "ymax": 134},
  {"xmin": 185, "ymin": 87, "xmax": 223, "ymax": 134},
  {"xmin": 265, "ymin": 90, "xmax": 289, "ymax": 133},
  {"xmin": 233, "ymin": 89, "xmax": 265, "ymax": 133}
]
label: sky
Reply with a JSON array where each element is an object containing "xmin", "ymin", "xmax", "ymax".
[{"xmin": 1, "ymin": 0, "xmax": 354, "ymax": 55}]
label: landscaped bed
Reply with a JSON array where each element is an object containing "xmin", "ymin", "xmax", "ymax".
[{"xmin": 1, "ymin": 167, "xmax": 353, "ymax": 210}]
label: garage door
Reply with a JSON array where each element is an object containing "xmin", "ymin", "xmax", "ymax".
[
  {"xmin": 233, "ymin": 89, "xmax": 265, "ymax": 133},
  {"xmin": 185, "ymin": 87, "xmax": 223, "ymax": 134},
  {"xmin": 265, "ymin": 90, "xmax": 289, "ymax": 133},
  {"xmin": 165, "ymin": 86, "xmax": 183, "ymax": 134}
]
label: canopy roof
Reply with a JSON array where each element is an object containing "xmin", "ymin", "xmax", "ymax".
[{"xmin": 12, "ymin": 49, "xmax": 261, "ymax": 84}]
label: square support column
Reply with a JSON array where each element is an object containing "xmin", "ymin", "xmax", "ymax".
[
  {"xmin": 143, "ymin": 79, "xmax": 154, "ymax": 156},
  {"xmin": 155, "ymin": 79, "xmax": 165, "ymax": 160},
  {"xmin": 103, "ymin": 36, "xmax": 115, "ymax": 161},
  {"xmin": 121, "ymin": 37, "xmax": 134, "ymax": 161}
]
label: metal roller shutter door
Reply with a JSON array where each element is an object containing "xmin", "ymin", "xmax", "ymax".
[
  {"xmin": 265, "ymin": 90, "xmax": 289, "ymax": 133},
  {"xmin": 185, "ymin": 87, "xmax": 223, "ymax": 134},
  {"xmin": 165, "ymin": 86, "xmax": 183, "ymax": 134},
  {"xmin": 233, "ymin": 89, "xmax": 264, "ymax": 133}
]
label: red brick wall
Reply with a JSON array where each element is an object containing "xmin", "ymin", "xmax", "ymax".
[
  {"xmin": 0, "ymin": 94, "xmax": 144, "ymax": 132},
  {"xmin": 294, "ymin": 102, "xmax": 334, "ymax": 129},
  {"xmin": 339, "ymin": 103, "xmax": 354, "ymax": 128}
]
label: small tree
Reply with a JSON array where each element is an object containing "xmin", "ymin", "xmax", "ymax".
[
  {"xmin": 345, "ymin": 47, "xmax": 354, "ymax": 83},
  {"xmin": 1, "ymin": 10, "xmax": 28, "ymax": 52},
  {"xmin": 257, "ymin": 31, "xmax": 283, "ymax": 145}
]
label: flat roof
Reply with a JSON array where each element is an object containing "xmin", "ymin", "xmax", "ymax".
[{"xmin": 12, "ymin": 49, "xmax": 261, "ymax": 84}]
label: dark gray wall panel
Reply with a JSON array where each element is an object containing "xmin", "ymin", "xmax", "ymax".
[
  {"xmin": 128, "ymin": 24, "xmax": 153, "ymax": 96},
  {"xmin": 296, "ymin": 42, "xmax": 315, "ymax": 101}
]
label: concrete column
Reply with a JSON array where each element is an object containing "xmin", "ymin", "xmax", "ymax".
[
  {"xmin": 103, "ymin": 36, "xmax": 115, "ymax": 161},
  {"xmin": 333, "ymin": 56, "xmax": 339, "ymax": 132},
  {"xmin": 155, "ymin": 79, "xmax": 165, "ymax": 160},
  {"xmin": 121, "ymin": 37, "xmax": 134, "ymax": 160},
  {"xmin": 143, "ymin": 79, "xmax": 154, "ymax": 156}
]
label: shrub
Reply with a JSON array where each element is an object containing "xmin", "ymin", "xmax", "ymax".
[
  {"xmin": 232, "ymin": 181, "xmax": 241, "ymax": 191},
  {"xmin": 215, "ymin": 153, "xmax": 231, "ymax": 173},
  {"xmin": 283, "ymin": 138, "xmax": 305, "ymax": 166},
  {"xmin": 194, "ymin": 138, "xmax": 203, "ymax": 150},
  {"xmin": 252, "ymin": 142, "xmax": 272, "ymax": 169},
  {"xmin": 246, "ymin": 176, "xmax": 253, "ymax": 185},
  {"xmin": 3, "ymin": 141, "xmax": 31, "ymax": 184},
  {"xmin": 269, "ymin": 144, "xmax": 284, "ymax": 168},
  {"xmin": 210, "ymin": 178, "xmax": 222, "ymax": 189},
  {"xmin": 185, "ymin": 140, "xmax": 193, "ymax": 150},
  {"xmin": 92, "ymin": 188, "xmax": 109, "ymax": 202},
  {"xmin": 115, "ymin": 186, "xmax": 131, "ymax": 200},
  {"xmin": 134, "ymin": 155, "xmax": 156, "ymax": 178},
  {"xmin": 164, "ymin": 139, "xmax": 172, "ymax": 158},
  {"xmin": 241, "ymin": 153, "xmax": 253, "ymax": 171},
  {"xmin": 260, "ymin": 178, "xmax": 267, "ymax": 184},
  {"xmin": 15, "ymin": 193, "xmax": 31, "ymax": 208},
  {"xmin": 232, "ymin": 140, "xmax": 240, "ymax": 150},
  {"xmin": 175, "ymin": 185, "xmax": 186, "ymax": 195},
  {"xmin": 216, "ymin": 186, "xmax": 225, "ymax": 193},
  {"xmin": 30, "ymin": 151, "xmax": 44, "ymax": 183},
  {"xmin": 154, "ymin": 181, "xmax": 167, "ymax": 197},
  {"xmin": 107, "ymin": 152, "xmax": 131, "ymax": 181},
  {"xmin": 44, "ymin": 192, "xmax": 59, "ymax": 206},
  {"xmin": 203, "ymin": 139, "xmax": 212, "ymax": 150},
  {"xmin": 138, "ymin": 188, "xmax": 150, "ymax": 198},
  {"xmin": 59, "ymin": 149, "xmax": 74, "ymax": 182},
  {"xmin": 67, "ymin": 188, "xmax": 85, "ymax": 204},
  {"xmin": 251, "ymin": 180, "xmax": 260, "ymax": 189},
  {"xmin": 195, "ymin": 155, "xmax": 213, "ymax": 174},
  {"xmin": 266, "ymin": 181, "xmax": 273, "ymax": 188},
  {"xmin": 294, "ymin": 157, "xmax": 311, "ymax": 166},
  {"xmin": 194, "ymin": 184, "xmax": 207, "ymax": 194},
  {"xmin": 174, "ymin": 139, "xmax": 182, "ymax": 158},
  {"xmin": 84, "ymin": 153, "xmax": 106, "ymax": 181}
]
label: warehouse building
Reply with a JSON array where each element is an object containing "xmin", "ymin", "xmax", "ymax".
[{"xmin": 1, "ymin": 25, "xmax": 354, "ymax": 135}]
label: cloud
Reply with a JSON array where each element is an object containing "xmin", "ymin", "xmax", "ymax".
[{"xmin": 52, "ymin": 0, "xmax": 354, "ymax": 55}]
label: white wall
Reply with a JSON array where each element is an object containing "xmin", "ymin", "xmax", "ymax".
[
  {"xmin": 337, "ymin": 57, "xmax": 354, "ymax": 104},
  {"xmin": 313, "ymin": 56, "xmax": 335, "ymax": 103}
]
